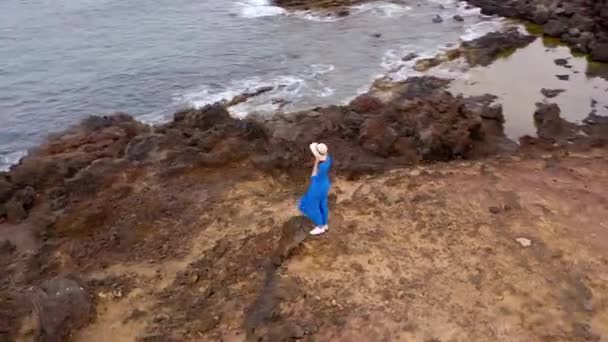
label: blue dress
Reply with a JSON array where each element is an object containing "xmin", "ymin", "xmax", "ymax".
[{"xmin": 298, "ymin": 156, "xmax": 332, "ymax": 226}]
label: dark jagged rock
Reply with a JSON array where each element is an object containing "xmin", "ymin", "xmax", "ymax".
[
  {"xmin": 533, "ymin": 103, "xmax": 577, "ymax": 141},
  {"xmin": 401, "ymin": 53, "xmax": 419, "ymax": 62},
  {"xmin": 272, "ymin": 0, "xmax": 364, "ymax": 13},
  {"xmin": 524, "ymin": 103, "xmax": 608, "ymax": 149},
  {"xmin": 464, "ymin": 0, "xmax": 608, "ymax": 62},
  {"xmin": 453, "ymin": 14, "xmax": 464, "ymax": 22},
  {"xmin": 554, "ymin": 58, "xmax": 568, "ymax": 66},
  {"xmin": 543, "ymin": 19, "xmax": 568, "ymax": 37},
  {"xmin": 432, "ymin": 14, "xmax": 443, "ymax": 23},
  {"xmin": 1, "ymin": 75, "xmax": 515, "ymax": 221},
  {"xmin": 556, "ymin": 74, "xmax": 570, "ymax": 81},
  {"xmin": 541, "ymin": 88, "xmax": 565, "ymax": 98},
  {"xmin": 227, "ymin": 86, "xmax": 274, "ymax": 107},
  {"xmin": 590, "ymin": 42, "xmax": 608, "ymax": 62},
  {"xmin": 460, "ymin": 28, "xmax": 536, "ymax": 66},
  {"xmin": 410, "ymin": 29, "xmax": 534, "ymax": 72}
]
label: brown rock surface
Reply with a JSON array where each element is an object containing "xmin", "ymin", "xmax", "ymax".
[{"xmin": 2, "ymin": 31, "xmax": 608, "ymax": 340}]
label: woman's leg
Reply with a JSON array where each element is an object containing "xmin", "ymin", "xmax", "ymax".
[
  {"xmin": 319, "ymin": 196, "xmax": 329, "ymax": 226},
  {"xmin": 299, "ymin": 199, "xmax": 324, "ymax": 227}
]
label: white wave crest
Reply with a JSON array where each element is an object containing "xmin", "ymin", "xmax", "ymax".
[
  {"xmin": 460, "ymin": 19, "xmax": 505, "ymax": 41},
  {"xmin": 352, "ymin": 2, "xmax": 412, "ymax": 17},
  {"xmin": 238, "ymin": 0, "xmax": 286, "ymax": 18},
  {"xmin": 0, "ymin": 150, "xmax": 27, "ymax": 171}
]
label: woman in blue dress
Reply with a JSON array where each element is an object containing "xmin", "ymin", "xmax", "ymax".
[{"xmin": 299, "ymin": 142, "xmax": 332, "ymax": 235}]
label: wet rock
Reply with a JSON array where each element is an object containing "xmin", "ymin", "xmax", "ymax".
[
  {"xmin": 461, "ymin": 28, "xmax": 535, "ymax": 67},
  {"xmin": 554, "ymin": 58, "xmax": 569, "ymax": 66},
  {"xmin": 556, "ymin": 75, "xmax": 570, "ymax": 81},
  {"xmin": 534, "ymin": 103, "xmax": 577, "ymax": 141},
  {"xmin": 453, "ymin": 14, "xmax": 464, "ymax": 22},
  {"xmin": 371, "ymin": 33, "xmax": 382, "ymax": 38},
  {"xmin": 544, "ymin": 20, "xmax": 569, "ymax": 37},
  {"xmin": 227, "ymin": 86, "xmax": 274, "ymax": 106},
  {"xmin": 531, "ymin": 4, "xmax": 550, "ymax": 24},
  {"xmin": 272, "ymin": 0, "xmax": 361, "ymax": 13},
  {"xmin": 337, "ymin": 9, "xmax": 350, "ymax": 17},
  {"xmin": 33, "ymin": 277, "xmax": 94, "ymax": 341},
  {"xmin": 414, "ymin": 57, "xmax": 443, "ymax": 71},
  {"xmin": 465, "ymin": 0, "xmax": 608, "ymax": 62},
  {"xmin": 432, "ymin": 14, "xmax": 443, "ymax": 23},
  {"xmin": 541, "ymin": 88, "xmax": 565, "ymax": 98},
  {"xmin": 401, "ymin": 53, "xmax": 419, "ymax": 62},
  {"xmin": 590, "ymin": 42, "xmax": 608, "ymax": 62}
]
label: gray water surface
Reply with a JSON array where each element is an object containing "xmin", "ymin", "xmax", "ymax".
[{"xmin": 0, "ymin": 0, "xmax": 502, "ymax": 169}]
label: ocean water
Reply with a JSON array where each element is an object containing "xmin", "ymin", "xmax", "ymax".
[{"xmin": 0, "ymin": 0, "xmax": 503, "ymax": 170}]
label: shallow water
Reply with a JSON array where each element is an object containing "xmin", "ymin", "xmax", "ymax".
[
  {"xmin": 0, "ymin": 0, "xmax": 503, "ymax": 169},
  {"xmin": 448, "ymin": 38, "xmax": 608, "ymax": 140}
]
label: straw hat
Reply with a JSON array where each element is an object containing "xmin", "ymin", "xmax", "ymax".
[{"xmin": 309, "ymin": 142, "xmax": 328, "ymax": 161}]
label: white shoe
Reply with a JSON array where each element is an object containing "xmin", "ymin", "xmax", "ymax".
[
  {"xmin": 309, "ymin": 226, "xmax": 326, "ymax": 236},
  {"xmin": 322, "ymin": 225, "xmax": 329, "ymax": 232}
]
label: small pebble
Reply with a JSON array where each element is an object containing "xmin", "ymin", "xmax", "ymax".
[{"xmin": 515, "ymin": 237, "xmax": 532, "ymax": 247}]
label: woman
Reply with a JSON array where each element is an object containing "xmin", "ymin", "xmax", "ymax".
[{"xmin": 298, "ymin": 142, "xmax": 332, "ymax": 235}]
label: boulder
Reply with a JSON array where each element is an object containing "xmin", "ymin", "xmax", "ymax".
[
  {"xmin": 533, "ymin": 103, "xmax": 576, "ymax": 141},
  {"xmin": 531, "ymin": 4, "xmax": 550, "ymax": 24},
  {"xmin": 590, "ymin": 42, "xmax": 608, "ymax": 62},
  {"xmin": 432, "ymin": 14, "xmax": 443, "ymax": 23},
  {"xmin": 568, "ymin": 28, "xmax": 581, "ymax": 38},
  {"xmin": 453, "ymin": 15, "xmax": 464, "ymax": 22},
  {"xmin": 543, "ymin": 19, "xmax": 568, "ymax": 37},
  {"xmin": 33, "ymin": 277, "xmax": 94, "ymax": 342}
]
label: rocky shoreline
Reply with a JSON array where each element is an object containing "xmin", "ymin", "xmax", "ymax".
[
  {"xmin": 2, "ymin": 27, "xmax": 608, "ymax": 341},
  {"xmin": 466, "ymin": 0, "xmax": 608, "ymax": 62},
  {"xmin": 272, "ymin": 0, "xmax": 608, "ymax": 62}
]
